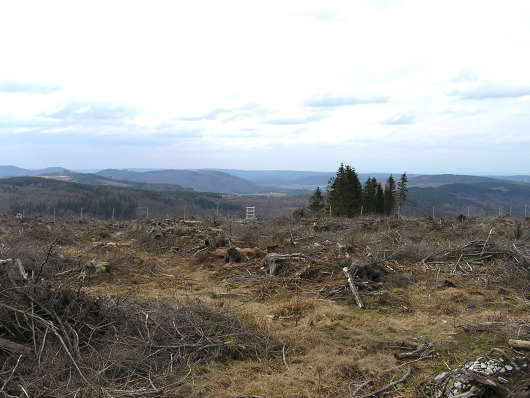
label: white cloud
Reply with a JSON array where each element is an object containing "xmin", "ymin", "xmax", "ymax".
[{"xmin": 0, "ymin": 0, "xmax": 529, "ymax": 172}]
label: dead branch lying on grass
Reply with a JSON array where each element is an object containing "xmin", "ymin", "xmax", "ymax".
[
  {"xmin": 394, "ymin": 342, "xmax": 434, "ymax": 360},
  {"xmin": 457, "ymin": 320, "xmax": 530, "ymax": 339},
  {"xmin": 352, "ymin": 368, "xmax": 411, "ymax": 398},
  {"xmin": 508, "ymin": 339, "xmax": 530, "ymax": 350}
]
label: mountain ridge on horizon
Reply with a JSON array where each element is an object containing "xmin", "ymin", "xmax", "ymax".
[{"xmin": 1, "ymin": 165, "xmax": 529, "ymax": 194}]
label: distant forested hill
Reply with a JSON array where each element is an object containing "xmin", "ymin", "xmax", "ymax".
[
  {"xmin": 0, "ymin": 177, "xmax": 307, "ymax": 219},
  {"xmin": 407, "ymin": 174, "xmax": 507, "ymax": 187},
  {"xmin": 0, "ymin": 165, "xmax": 70, "ymax": 177},
  {"xmin": 0, "ymin": 177, "xmax": 242, "ymax": 219},
  {"xmin": 39, "ymin": 171, "xmax": 188, "ymax": 191},
  {"xmin": 97, "ymin": 169, "xmax": 260, "ymax": 194},
  {"xmin": 406, "ymin": 181, "xmax": 530, "ymax": 217}
]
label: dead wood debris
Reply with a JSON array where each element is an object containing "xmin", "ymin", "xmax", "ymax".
[
  {"xmin": 342, "ymin": 266, "xmax": 365, "ymax": 309},
  {"xmin": 508, "ymin": 339, "xmax": 530, "ymax": 350},
  {"xmin": 0, "ymin": 267, "xmax": 278, "ymax": 397},
  {"xmin": 352, "ymin": 368, "xmax": 412, "ymax": 398},
  {"xmin": 457, "ymin": 321, "xmax": 530, "ymax": 339},
  {"xmin": 421, "ymin": 238, "xmax": 527, "ymax": 270},
  {"xmin": 419, "ymin": 348, "xmax": 530, "ymax": 397},
  {"xmin": 394, "ymin": 342, "xmax": 434, "ymax": 360},
  {"xmin": 263, "ymin": 253, "xmax": 305, "ymax": 276}
]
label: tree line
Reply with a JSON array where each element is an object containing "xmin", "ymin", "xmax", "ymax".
[
  {"xmin": 308, "ymin": 164, "xmax": 408, "ymax": 217},
  {"xmin": 8, "ymin": 196, "xmax": 139, "ymax": 219}
]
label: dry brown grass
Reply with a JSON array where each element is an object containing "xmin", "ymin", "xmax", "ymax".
[{"xmin": 0, "ymin": 215, "xmax": 528, "ymax": 397}]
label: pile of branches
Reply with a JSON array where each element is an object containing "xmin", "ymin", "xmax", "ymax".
[
  {"xmin": 421, "ymin": 238, "xmax": 528, "ymax": 271},
  {"xmin": 0, "ymin": 271, "xmax": 277, "ymax": 397}
]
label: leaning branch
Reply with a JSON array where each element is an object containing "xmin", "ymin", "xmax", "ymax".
[{"xmin": 343, "ymin": 267, "xmax": 364, "ymax": 309}]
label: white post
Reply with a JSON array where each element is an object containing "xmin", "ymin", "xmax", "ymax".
[
  {"xmin": 80, "ymin": 208, "xmax": 83, "ymax": 219},
  {"xmin": 432, "ymin": 207, "xmax": 435, "ymax": 218},
  {"xmin": 112, "ymin": 208, "xmax": 115, "ymax": 221},
  {"xmin": 467, "ymin": 206, "xmax": 470, "ymax": 217},
  {"xmin": 146, "ymin": 207, "xmax": 149, "ymax": 218}
]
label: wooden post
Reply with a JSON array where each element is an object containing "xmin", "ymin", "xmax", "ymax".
[
  {"xmin": 398, "ymin": 206, "xmax": 401, "ymax": 218},
  {"xmin": 360, "ymin": 205, "xmax": 363, "ymax": 217},
  {"xmin": 329, "ymin": 205, "xmax": 332, "ymax": 217},
  {"xmin": 80, "ymin": 208, "xmax": 83, "ymax": 219}
]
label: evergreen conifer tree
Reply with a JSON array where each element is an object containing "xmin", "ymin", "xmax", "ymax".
[
  {"xmin": 383, "ymin": 175, "xmax": 396, "ymax": 215},
  {"xmin": 308, "ymin": 186, "xmax": 325, "ymax": 212},
  {"xmin": 397, "ymin": 172, "xmax": 408, "ymax": 206},
  {"xmin": 327, "ymin": 163, "xmax": 362, "ymax": 217},
  {"xmin": 375, "ymin": 183, "xmax": 384, "ymax": 214},
  {"xmin": 362, "ymin": 177, "xmax": 377, "ymax": 214}
]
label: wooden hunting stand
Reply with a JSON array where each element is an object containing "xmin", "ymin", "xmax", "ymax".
[{"xmin": 245, "ymin": 206, "xmax": 256, "ymax": 219}]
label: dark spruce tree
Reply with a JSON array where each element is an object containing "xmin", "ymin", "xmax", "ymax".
[
  {"xmin": 308, "ymin": 186, "xmax": 325, "ymax": 213},
  {"xmin": 362, "ymin": 177, "xmax": 378, "ymax": 214},
  {"xmin": 375, "ymin": 183, "xmax": 385, "ymax": 214},
  {"xmin": 383, "ymin": 175, "xmax": 396, "ymax": 215},
  {"xmin": 327, "ymin": 163, "xmax": 362, "ymax": 217},
  {"xmin": 397, "ymin": 172, "xmax": 408, "ymax": 207}
]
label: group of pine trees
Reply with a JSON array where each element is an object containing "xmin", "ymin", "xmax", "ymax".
[{"xmin": 308, "ymin": 164, "xmax": 408, "ymax": 217}]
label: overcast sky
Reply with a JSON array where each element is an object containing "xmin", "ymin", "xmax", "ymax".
[{"xmin": 1, "ymin": 0, "xmax": 529, "ymax": 174}]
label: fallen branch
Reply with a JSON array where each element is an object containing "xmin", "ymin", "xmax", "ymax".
[
  {"xmin": 211, "ymin": 293, "xmax": 247, "ymax": 299},
  {"xmin": 351, "ymin": 380, "xmax": 373, "ymax": 397},
  {"xmin": 508, "ymin": 339, "xmax": 530, "ymax": 350},
  {"xmin": 282, "ymin": 344, "xmax": 289, "ymax": 369},
  {"xmin": 480, "ymin": 228, "xmax": 494, "ymax": 256},
  {"xmin": 0, "ymin": 355, "xmax": 22, "ymax": 393},
  {"xmin": 343, "ymin": 267, "xmax": 364, "ymax": 309},
  {"xmin": 355, "ymin": 368, "xmax": 411, "ymax": 398},
  {"xmin": 0, "ymin": 337, "xmax": 32, "ymax": 355},
  {"xmin": 395, "ymin": 342, "xmax": 434, "ymax": 360}
]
